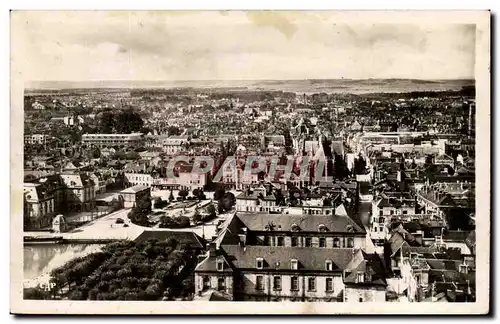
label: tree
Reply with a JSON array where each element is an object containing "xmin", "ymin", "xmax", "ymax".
[
  {"xmin": 192, "ymin": 188, "xmax": 206, "ymax": 200},
  {"xmin": 167, "ymin": 126, "xmax": 181, "ymax": 136},
  {"xmin": 206, "ymin": 204, "xmax": 217, "ymax": 218},
  {"xmin": 115, "ymin": 109, "xmax": 144, "ymax": 134},
  {"xmin": 45, "ymin": 240, "xmax": 195, "ymax": 301},
  {"xmin": 178, "ymin": 189, "xmax": 189, "ymax": 200},
  {"xmin": 192, "ymin": 211, "xmax": 202, "ymax": 223},
  {"xmin": 354, "ymin": 155, "xmax": 367, "ymax": 175},
  {"xmin": 98, "ymin": 112, "xmax": 115, "ymax": 133},
  {"xmin": 274, "ymin": 189, "xmax": 286, "ymax": 206},
  {"xmin": 125, "ymin": 151, "xmax": 140, "ymax": 160},
  {"xmin": 23, "ymin": 287, "xmax": 52, "ymax": 300},
  {"xmin": 220, "ymin": 192, "xmax": 236, "ymax": 212},
  {"xmin": 333, "ymin": 153, "xmax": 350, "ymax": 180},
  {"xmin": 214, "ymin": 186, "xmax": 226, "ymax": 201},
  {"xmin": 154, "ymin": 197, "xmax": 168, "ymax": 209},
  {"xmin": 128, "ymin": 196, "xmax": 151, "ymax": 226},
  {"xmin": 176, "ymin": 216, "xmax": 191, "ymax": 228},
  {"xmin": 159, "ymin": 216, "xmax": 175, "ymax": 228}
]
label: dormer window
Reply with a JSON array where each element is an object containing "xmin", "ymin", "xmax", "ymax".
[
  {"xmin": 325, "ymin": 260, "xmax": 333, "ymax": 271},
  {"xmin": 318, "ymin": 224, "xmax": 327, "ymax": 232},
  {"xmin": 291, "ymin": 259, "xmax": 298, "ymax": 270},
  {"xmin": 256, "ymin": 257, "xmax": 264, "ymax": 269},
  {"xmin": 291, "ymin": 223, "xmax": 300, "ymax": 232},
  {"xmin": 216, "ymin": 259, "xmax": 224, "ymax": 271},
  {"xmin": 357, "ymin": 273, "xmax": 365, "ymax": 283}
]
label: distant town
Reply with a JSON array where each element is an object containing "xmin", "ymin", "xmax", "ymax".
[{"xmin": 23, "ymin": 81, "xmax": 476, "ymax": 303}]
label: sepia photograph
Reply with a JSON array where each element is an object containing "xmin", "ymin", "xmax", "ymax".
[{"xmin": 10, "ymin": 10, "xmax": 490, "ymax": 314}]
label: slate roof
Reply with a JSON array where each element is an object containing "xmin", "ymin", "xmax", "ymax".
[
  {"xmin": 443, "ymin": 230, "xmax": 471, "ymax": 242},
  {"xmin": 426, "ymin": 259, "xmax": 462, "ymax": 271},
  {"xmin": 24, "ymin": 183, "xmax": 54, "ymax": 202},
  {"xmin": 344, "ymin": 250, "xmax": 387, "ymax": 285},
  {"xmin": 134, "ymin": 230, "xmax": 205, "ymax": 249},
  {"xmin": 235, "ymin": 212, "xmax": 365, "ymax": 234},
  {"xmin": 60, "ymin": 173, "xmax": 95, "ymax": 188},
  {"xmin": 465, "ymin": 231, "xmax": 476, "ymax": 255},
  {"xmin": 221, "ymin": 244, "xmax": 356, "ymax": 272},
  {"xmin": 195, "ymin": 253, "xmax": 234, "ymax": 273},
  {"xmin": 121, "ymin": 185, "xmax": 150, "ymax": 194}
]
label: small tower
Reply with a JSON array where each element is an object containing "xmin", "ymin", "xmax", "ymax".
[{"xmin": 52, "ymin": 214, "xmax": 67, "ymax": 233}]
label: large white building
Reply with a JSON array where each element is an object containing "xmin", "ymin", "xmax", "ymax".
[
  {"xmin": 24, "ymin": 134, "xmax": 49, "ymax": 145},
  {"xmin": 82, "ymin": 133, "xmax": 144, "ymax": 148}
]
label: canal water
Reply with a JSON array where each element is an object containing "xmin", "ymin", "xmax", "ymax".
[{"xmin": 23, "ymin": 244, "xmax": 104, "ymax": 282}]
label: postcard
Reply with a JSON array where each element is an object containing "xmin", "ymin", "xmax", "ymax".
[{"xmin": 10, "ymin": 10, "xmax": 490, "ymax": 314}]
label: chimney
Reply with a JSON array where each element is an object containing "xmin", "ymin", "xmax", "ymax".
[
  {"xmin": 207, "ymin": 242, "xmax": 217, "ymax": 257},
  {"xmin": 413, "ymin": 230, "xmax": 424, "ymax": 245},
  {"xmin": 238, "ymin": 234, "xmax": 247, "ymax": 247}
]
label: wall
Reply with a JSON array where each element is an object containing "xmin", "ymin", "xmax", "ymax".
[
  {"xmin": 256, "ymin": 234, "xmax": 365, "ymax": 249},
  {"xmin": 241, "ymin": 272, "xmax": 345, "ymax": 302},
  {"xmin": 345, "ymin": 286, "xmax": 386, "ymax": 302},
  {"xmin": 195, "ymin": 272, "xmax": 234, "ymax": 298}
]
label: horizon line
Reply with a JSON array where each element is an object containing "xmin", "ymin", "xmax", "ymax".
[{"xmin": 26, "ymin": 77, "xmax": 475, "ymax": 83}]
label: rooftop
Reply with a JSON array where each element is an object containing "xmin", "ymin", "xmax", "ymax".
[{"xmin": 120, "ymin": 185, "xmax": 150, "ymax": 194}]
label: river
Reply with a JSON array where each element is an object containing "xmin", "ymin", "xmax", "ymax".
[{"xmin": 23, "ymin": 244, "xmax": 103, "ymax": 285}]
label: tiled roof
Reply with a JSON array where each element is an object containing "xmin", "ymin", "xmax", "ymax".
[{"xmin": 426, "ymin": 259, "xmax": 461, "ymax": 271}]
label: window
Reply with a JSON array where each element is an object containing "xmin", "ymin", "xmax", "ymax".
[
  {"xmin": 203, "ymin": 276, "xmax": 210, "ymax": 289},
  {"xmin": 264, "ymin": 236, "xmax": 270, "ymax": 245},
  {"xmin": 273, "ymin": 276, "xmax": 281, "ymax": 291},
  {"xmin": 379, "ymin": 210, "xmax": 383, "ymax": 216},
  {"xmin": 379, "ymin": 217, "xmax": 385, "ymax": 223},
  {"xmin": 256, "ymin": 275, "xmax": 264, "ymax": 290},
  {"xmin": 319, "ymin": 237, "xmax": 326, "ymax": 248},
  {"xmin": 217, "ymin": 277, "xmax": 225, "ymax": 291},
  {"xmin": 307, "ymin": 277, "xmax": 316, "ymax": 291},
  {"xmin": 347, "ymin": 238, "xmax": 354, "ymax": 248},
  {"xmin": 390, "ymin": 210, "xmax": 394, "ymax": 215},
  {"xmin": 277, "ymin": 237, "xmax": 284, "ymax": 246},
  {"xmin": 325, "ymin": 260, "xmax": 333, "ymax": 271},
  {"xmin": 217, "ymin": 260, "xmax": 224, "ymax": 271},
  {"xmin": 326, "ymin": 278, "xmax": 333, "ymax": 292},
  {"xmin": 256, "ymin": 258, "xmax": 264, "ymax": 269},
  {"xmin": 403, "ymin": 210, "xmax": 408, "ymax": 215},
  {"xmin": 359, "ymin": 297, "xmax": 364, "ymax": 302},
  {"xmin": 291, "ymin": 259, "xmax": 298, "ymax": 270},
  {"xmin": 305, "ymin": 237, "xmax": 312, "ymax": 247},
  {"xmin": 357, "ymin": 273, "xmax": 365, "ymax": 283},
  {"xmin": 379, "ymin": 226, "xmax": 384, "ymax": 232},
  {"xmin": 291, "ymin": 237, "xmax": 298, "ymax": 247},
  {"xmin": 333, "ymin": 238, "xmax": 340, "ymax": 248},
  {"xmin": 373, "ymin": 227, "xmax": 378, "ymax": 232},
  {"xmin": 291, "ymin": 277, "xmax": 299, "ymax": 291}
]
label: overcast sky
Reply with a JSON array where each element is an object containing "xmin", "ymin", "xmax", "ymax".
[{"xmin": 12, "ymin": 11, "xmax": 476, "ymax": 81}]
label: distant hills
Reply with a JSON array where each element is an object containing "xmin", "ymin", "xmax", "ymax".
[{"xmin": 25, "ymin": 79, "xmax": 475, "ymax": 95}]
